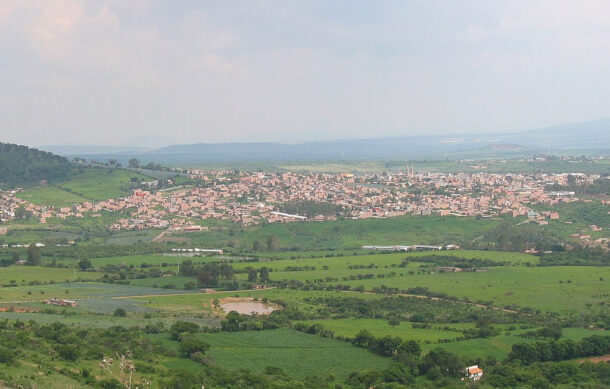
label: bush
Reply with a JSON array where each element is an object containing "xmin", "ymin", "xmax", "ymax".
[
  {"xmin": 170, "ymin": 321, "xmax": 200, "ymax": 340},
  {"xmin": 56, "ymin": 344, "xmax": 80, "ymax": 361},
  {"xmin": 0, "ymin": 346, "xmax": 15, "ymax": 364},
  {"xmin": 179, "ymin": 333, "xmax": 209, "ymax": 358},
  {"xmin": 113, "ymin": 308, "xmax": 127, "ymax": 317}
]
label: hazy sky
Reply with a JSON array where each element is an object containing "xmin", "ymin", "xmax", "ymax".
[{"xmin": 1, "ymin": 1, "xmax": 610, "ymax": 147}]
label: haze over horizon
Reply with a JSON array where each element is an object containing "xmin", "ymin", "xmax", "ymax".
[{"xmin": 2, "ymin": 1, "xmax": 610, "ymax": 147}]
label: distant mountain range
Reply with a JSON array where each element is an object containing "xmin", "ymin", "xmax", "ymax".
[{"xmin": 39, "ymin": 118, "xmax": 610, "ymax": 165}]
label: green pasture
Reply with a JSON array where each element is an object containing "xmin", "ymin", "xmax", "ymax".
[
  {"xmin": 0, "ymin": 281, "xmax": 197, "ymax": 304},
  {"xmin": 228, "ymin": 250, "xmax": 539, "ymax": 282},
  {"xmin": 296, "ymin": 318, "xmax": 469, "ymax": 342},
  {"xmin": 0, "ymin": 266, "xmax": 104, "ymax": 286},
  {"xmin": 103, "ymin": 229, "xmax": 161, "ymax": 245},
  {"xmin": 132, "ymin": 262, "xmax": 609, "ymax": 317},
  {"xmin": 128, "ymin": 276, "xmax": 196, "ymax": 289},
  {"xmin": 422, "ymin": 328, "xmax": 610, "ymax": 360},
  {"xmin": 15, "ymin": 188, "xmax": 88, "ymax": 207},
  {"xmin": 152, "ymin": 328, "xmax": 392, "ymax": 379},
  {"xmin": 16, "ymin": 167, "xmax": 152, "ymax": 207},
  {"xmin": 177, "ymin": 215, "xmax": 504, "ymax": 251},
  {"xmin": 339, "ymin": 266, "xmax": 609, "ymax": 314}
]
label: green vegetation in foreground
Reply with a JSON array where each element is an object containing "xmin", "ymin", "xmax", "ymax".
[
  {"xmin": 16, "ymin": 167, "xmax": 153, "ymax": 207},
  {"xmin": 153, "ymin": 328, "xmax": 392, "ymax": 379}
]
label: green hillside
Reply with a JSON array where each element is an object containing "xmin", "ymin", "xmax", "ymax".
[{"xmin": 0, "ymin": 143, "xmax": 70, "ymax": 188}]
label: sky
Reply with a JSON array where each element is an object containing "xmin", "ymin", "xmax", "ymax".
[{"xmin": 1, "ymin": 0, "xmax": 610, "ymax": 147}]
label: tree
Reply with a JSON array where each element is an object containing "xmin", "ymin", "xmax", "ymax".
[
  {"xmin": 247, "ymin": 267, "xmax": 258, "ymax": 282},
  {"xmin": 14, "ymin": 205, "xmax": 32, "ymax": 220},
  {"xmin": 170, "ymin": 321, "xmax": 199, "ymax": 340},
  {"xmin": 56, "ymin": 344, "xmax": 80, "ymax": 361},
  {"xmin": 353, "ymin": 329, "xmax": 375, "ymax": 348},
  {"xmin": 220, "ymin": 311, "xmax": 244, "ymax": 332},
  {"xmin": 388, "ymin": 316, "xmax": 401, "ymax": 327},
  {"xmin": 266, "ymin": 235, "xmax": 280, "ymax": 251},
  {"xmin": 259, "ymin": 267, "xmax": 270, "ymax": 282},
  {"xmin": 197, "ymin": 271, "xmax": 216, "ymax": 287},
  {"xmin": 509, "ymin": 343, "xmax": 538, "ymax": 364},
  {"xmin": 0, "ymin": 346, "xmax": 15, "ymax": 364},
  {"xmin": 108, "ymin": 158, "xmax": 117, "ymax": 166},
  {"xmin": 78, "ymin": 258, "xmax": 93, "ymax": 270},
  {"xmin": 179, "ymin": 260, "xmax": 196, "ymax": 276},
  {"xmin": 398, "ymin": 340, "xmax": 421, "ymax": 357},
  {"xmin": 420, "ymin": 348, "xmax": 462, "ymax": 377},
  {"xmin": 179, "ymin": 333, "xmax": 209, "ymax": 357},
  {"xmin": 113, "ymin": 308, "xmax": 127, "ymax": 317},
  {"xmin": 128, "ymin": 158, "xmax": 140, "ymax": 168},
  {"xmin": 26, "ymin": 243, "xmax": 42, "ymax": 265},
  {"xmin": 252, "ymin": 240, "xmax": 264, "ymax": 252},
  {"xmin": 373, "ymin": 335, "xmax": 402, "ymax": 356}
]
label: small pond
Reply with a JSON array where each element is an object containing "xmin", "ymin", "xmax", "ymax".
[{"xmin": 220, "ymin": 301, "xmax": 276, "ymax": 315}]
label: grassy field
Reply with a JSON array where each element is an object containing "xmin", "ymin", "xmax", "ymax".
[
  {"xmin": 0, "ymin": 266, "xmax": 105, "ymax": 286},
  {"xmin": 297, "ymin": 318, "xmax": 469, "ymax": 342},
  {"xmin": 422, "ymin": 328, "xmax": 610, "ymax": 360},
  {"xmin": 16, "ymin": 167, "xmax": 152, "ymax": 207},
  {"xmin": 176, "ymin": 215, "xmax": 504, "ymax": 251},
  {"xmin": 335, "ymin": 265, "xmax": 609, "ymax": 314},
  {"xmin": 126, "ymin": 252, "xmax": 608, "ymax": 317},
  {"xmin": 0, "ymin": 281, "xmax": 197, "ymax": 303},
  {"xmin": 151, "ymin": 328, "xmax": 392, "ymax": 379}
]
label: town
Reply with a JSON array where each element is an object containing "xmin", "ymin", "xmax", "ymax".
[{"xmin": 1, "ymin": 169, "xmax": 605, "ymax": 248}]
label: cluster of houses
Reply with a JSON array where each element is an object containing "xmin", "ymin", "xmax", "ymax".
[
  {"xmin": 0, "ymin": 171, "xmax": 606, "ymax": 248},
  {"xmin": 46, "ymin": 298, "xmax": 78, "ymax": 307}
]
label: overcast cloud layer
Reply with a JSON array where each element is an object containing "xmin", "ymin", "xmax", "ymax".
[{"xmin": 1, "ymin": 0, "xmax": 610, "ymax": 147}]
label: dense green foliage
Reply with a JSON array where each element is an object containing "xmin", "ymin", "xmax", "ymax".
[
  {"xmin": 0, "ymin": 143, "xmax": 70, "ymax": 187},
  {"xmin": 509, "ymin": 336, "xmax": 610, "ymax": 365}
]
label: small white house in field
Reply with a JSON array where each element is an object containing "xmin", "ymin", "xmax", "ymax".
[{"xmin": 465, "ymin": 365, "xmax": 484, "ymax": 380}]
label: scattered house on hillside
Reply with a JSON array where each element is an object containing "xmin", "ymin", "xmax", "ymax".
[
  {"xmin": 413, "ymin": 245, "xmax": 443, "ymax": 251},
  {"xmin": 436, "ymin": 266, "xmax": 462, "ymax": 273},
  {"xmin": 46, "ymin": 298, "xmax": 78, "ymax": 307},
  {"xmin": 362, "ymin": 245, "xmax": 413, "ymax": 252},
  {"xmin": 464, "ymin": 365, "xmax": 484, "ymax": 380},
  {"xmin": 251, "ymin": 284, "xmax": 266, "ymax": 290}
]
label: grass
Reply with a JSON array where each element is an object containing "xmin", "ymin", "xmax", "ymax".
[
  {"xmin": 297, "ymin": 318, "xmax": 468, "ymax": 342},
  {"xmin": 0, "ymin": 281, "xmax": 197, "ymax": 303},
  {"xmin": 338, "ymin": 265, "xmax": 609, "ymax": 314},
  {"xmin": 152, "ymin": 328, "xmax": 392, "ymax": 379},
  {"xmin": 173, "ymin": 215, "xmax": 504, "ymax": 251},
  {"xmin": 0, "ymin": 266, "xmax": 105, "ymax": 286},
  {"xmin": 422, "ymin": 328, "xmax": 610, "ymax": 360},
  {"xmin": 16, "ymin": 167, "xmax": 152, "ymax": 207}
]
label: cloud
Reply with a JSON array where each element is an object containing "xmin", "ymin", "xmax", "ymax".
[{"xmin": 0, "ymin": 1, "xmax": 609, "ymax": 146}]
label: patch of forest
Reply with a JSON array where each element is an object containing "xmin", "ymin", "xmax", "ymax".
[{"xmin": 0, "ymin": 143, "xmax": 71, "ymax": 187}]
